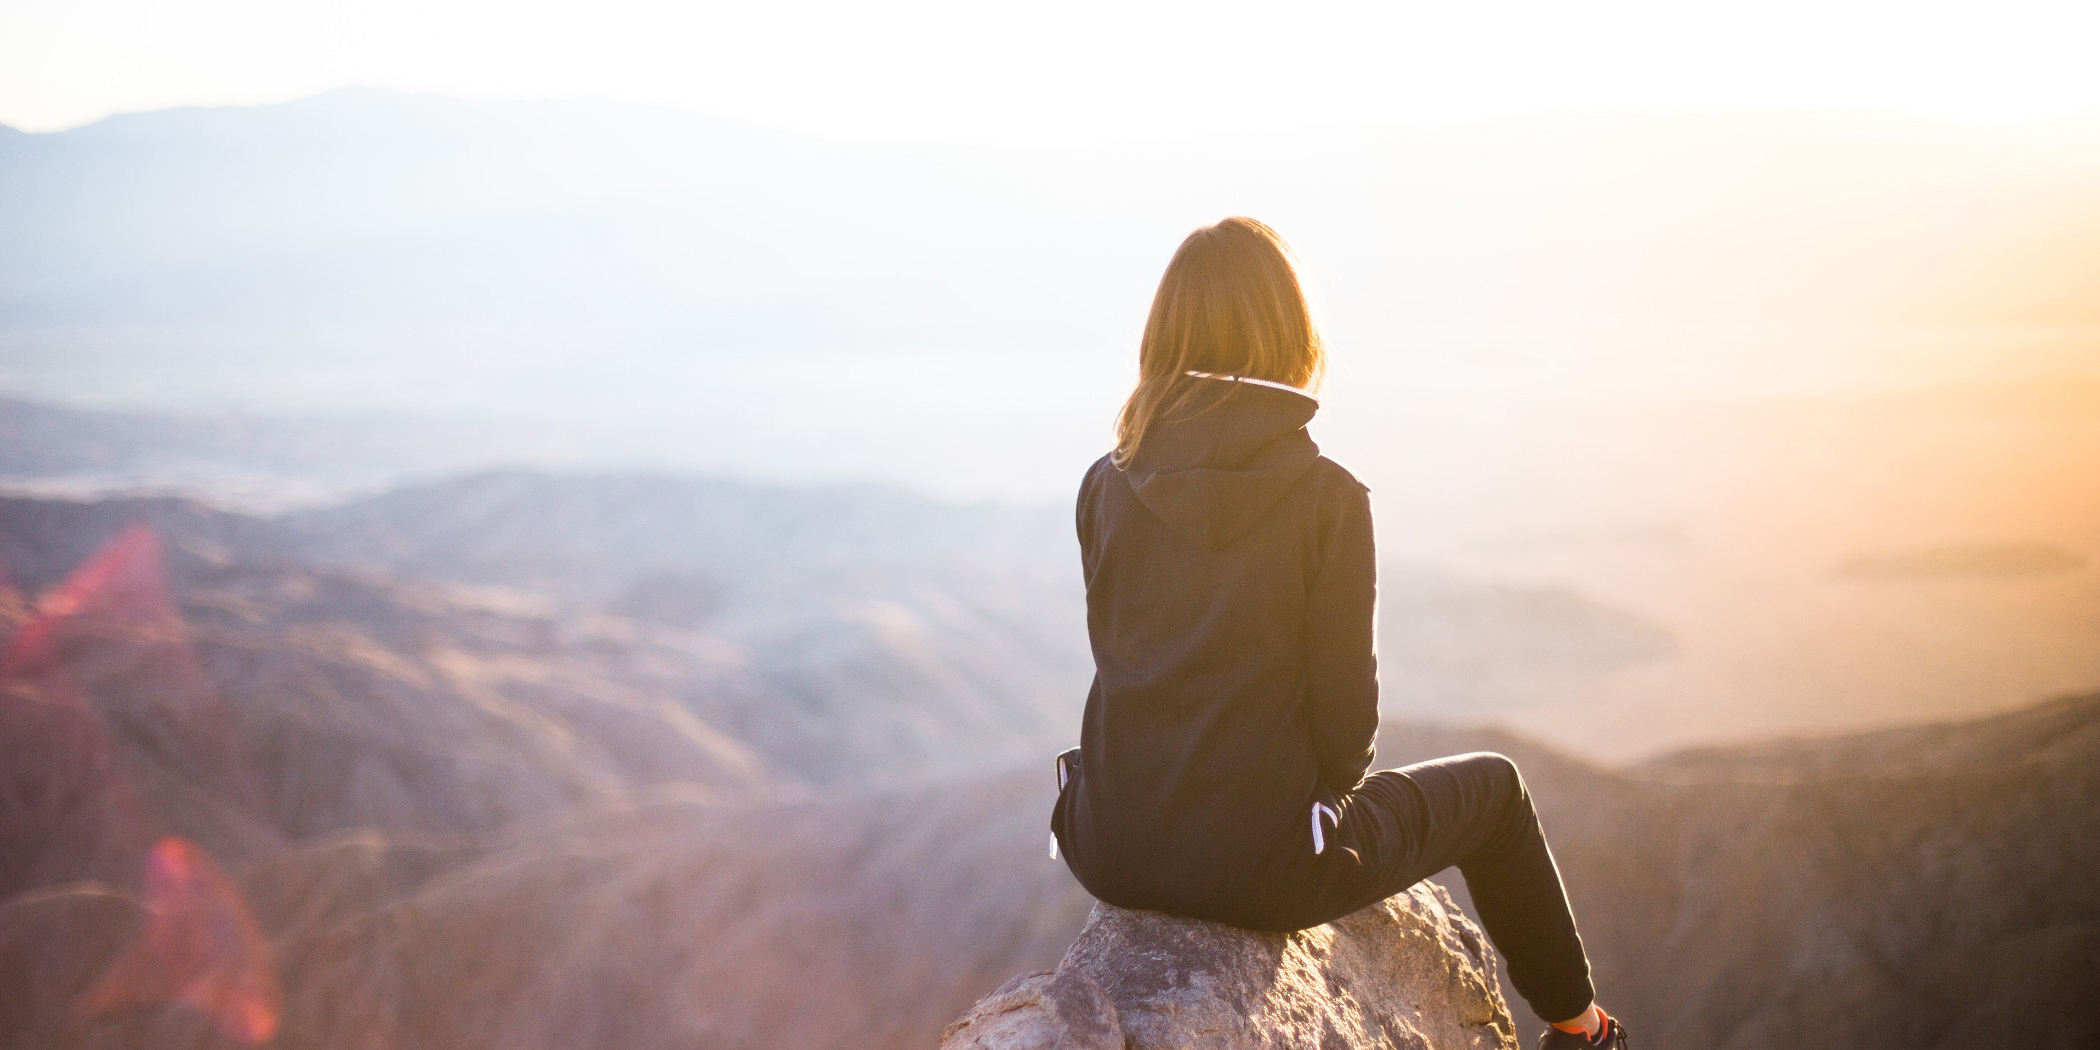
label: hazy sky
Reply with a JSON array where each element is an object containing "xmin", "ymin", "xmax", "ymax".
[{"xmin": 4, "ymin": 0, "xmax": 2099, "ymax": 141}]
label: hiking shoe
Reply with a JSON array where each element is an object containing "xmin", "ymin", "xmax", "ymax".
[{"xmin": 1537, "ymin": 1014, "xmax": 1626, "ymax": 1050}]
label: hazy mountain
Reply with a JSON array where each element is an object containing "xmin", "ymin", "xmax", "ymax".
[
  {"xmin": 0, "ymin": 471, "xmax": 1712, "ymax": 766},
  {"xmin": 6, "ymin": 84, "xmax": 2099, "ymax": 1050},
  {"xmin": 274, "ymin": 469, "xmax": 1075, "ymax": 599},
  {"xmin": 16, "ymin": 408, "xmax": 2095, "ymax": 761},
  {"xmin": 280, "ymin": 472, "xmax": 1097, "ymax": 778},
  {"xmin": 0, "ymin": 480, "xmax": 1094, "ymax": 1047},
  {"xmin": 0, "ymin": 506, "xmax": 771, "ymax": 898},
  {"xmin": 0, "ymin": 89, "xmax": 1128, "ymax": 414},
  {"xmin": 3, "ymin": 480, "xmax": 2095, "ymax": 1048},
  {"xmin": 6, "ymin": 90, "xmax": 2098, "ymax": 432},
  {"xmin": 9, "ymin": 572, "xmax": 2089, "ymax": 1050},
  {"xmin": 1378, "ymin": 698, "xmax": 2100, "ymax": 1049},
  {"xmin": 0, "ymin": 485, "xmax": 1090, "ymax": 788},
  {"xmin": 1832, "ymin": 540, "xmax": 2089, "ymax": 581},
  {"xmin": 1377, "ymin": 568, "xmax": 1679, "ymax": 720},
  {"xmin": 0, "ymin": 766, "xmax": 1092, "ymax": 1050},
  {"xmin": 0, "ymin": 396, "xmax": 584, "ymax": 511},
  {"xmin": 5, "ymin": 93, "xmax": 2097, "ymax": 761}
]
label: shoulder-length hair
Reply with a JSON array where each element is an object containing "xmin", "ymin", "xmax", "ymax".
[{"xmin": 1111, "ymin": 217, "xmax": 1324, "ymax": 469}]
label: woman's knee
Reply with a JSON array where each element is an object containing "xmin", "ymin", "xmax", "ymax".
[
  {"xmin": 1459, "ymin": 752, "xmax": 1536, "ymax": 816},
  {"xmin": 1457, "ymin": 750, "xmax": 1524, "ymax": 789}
]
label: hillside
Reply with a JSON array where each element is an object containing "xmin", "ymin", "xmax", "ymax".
[
  {"xmin": 2, "ymin": 476, "xmax": 1704, "ymax": 769},
  {"xmin": 9, "ymin": 604, "xmax": 2089, "ymax": 1049},
  {"xmin": 0, "ymin": 481, "xmax": 1093, "ymax": 785},
  {"xmin": 3, "ymin": 480, "xmax": 2096, "ymax": 1048},
  {"xmin": 0, "ymin": 397, "xmax": 574, "ymax": 511},
  {"xmin": 0, "ymin": 485, "xmax": 1098, "ymax": 1048},
  {"xmin": 1378, "ymin": 701, "xmax": 2100, "ymax": 1048},
  {"xmin": 0, "ymin": 768, "xmax": 1093, "ymax": 1050}
]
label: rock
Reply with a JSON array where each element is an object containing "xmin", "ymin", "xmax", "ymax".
[{"xmin": 941, "ymin": 881, "xmax": 1518, "ymax": 1050}]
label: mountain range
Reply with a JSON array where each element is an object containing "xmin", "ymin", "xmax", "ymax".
[
  {"xmin": 3, "ymin": 476, "xmax": 2096, "ymax": 1048},
  {"xmin": 5, "ymin": 87, "xmax": 2099, "ymax": 1049},
  {"xmin": 6, "ymin": 90, "xmax": 2099, "ymax": 493}
]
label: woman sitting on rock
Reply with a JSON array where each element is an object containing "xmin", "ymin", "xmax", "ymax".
[{"xmin": 1049, "ymin": 217, "xmax": 1624, "ymax": 1049}]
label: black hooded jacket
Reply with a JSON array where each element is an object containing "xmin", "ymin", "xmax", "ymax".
[{"xmin": 1052, "ymin": 376, "xmax": 1380, "ymax": 928}]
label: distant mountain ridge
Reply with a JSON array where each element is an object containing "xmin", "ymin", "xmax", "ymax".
[
  {"xmin": 7, "ymin": 89, "xmax": 2100, "ymax": 427},
  {"xmin": 1377, "ymin": 697, "xmax": 2100, "ymax": 1047},
  {"xmin": 0, "ymin": 481, "xmax": 1092, "ymax": 788},
  {"xmin": 275, "ymin": 469, "xmax": 1075, "ymax": 600},
  {"xmin": 0, "ymin": 396, "xmax": 568, "ymax": 494},
  {"xmin": 0, "ymin": 470, "xmax": 1694, "ymax": 744}
]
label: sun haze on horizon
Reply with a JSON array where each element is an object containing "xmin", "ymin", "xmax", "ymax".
[{"xmin": 4, "ymin": 0, "xmax": 2100, "ymax": 141}]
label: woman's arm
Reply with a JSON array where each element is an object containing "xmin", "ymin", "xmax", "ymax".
[{"xmin": 1302, "ymin": 476, "xmax": 1380, "ymax": 795}]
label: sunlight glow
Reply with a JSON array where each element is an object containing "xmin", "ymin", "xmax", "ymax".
[{"xmin": 3, "ymin": 0, "xmax": 2098, "ymax": 139}]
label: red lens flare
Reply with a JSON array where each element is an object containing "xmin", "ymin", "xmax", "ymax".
[
  {"xmin": 77, "ymin": 836, "xmax": 284, "ymax": 1044},
  {"xmin": 2, "ymin": 524, "xmax": 182, "ymax": 678},
  {"xmin": 1, "ymin": 531, "xmax": 152, "ymax": 898},
  {"xmin": 1, "ymin": 526, "xmax": 286, "ymax": 1042},
  {"xmin": 2, "ymin": 522, "xmax": 264, "ymax": 822}
]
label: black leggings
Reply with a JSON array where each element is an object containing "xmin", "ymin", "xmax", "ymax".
[{"xmin": 1327, "ymin": 752, "xmax": 1594, "ymax": 1023}]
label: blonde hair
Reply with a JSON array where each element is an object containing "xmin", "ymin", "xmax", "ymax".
[{"xmin": 1111, "ymin": 217, "xmax": 1324, "ymax": 469}]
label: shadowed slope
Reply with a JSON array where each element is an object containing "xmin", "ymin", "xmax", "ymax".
[
  {"xmin": 1, "ymin": 768, "xmax": 1092, "ymax": 1050},
  {"xmin": 1378, "ymin": 698, "xmax": 2100, "ymax": 1048}
]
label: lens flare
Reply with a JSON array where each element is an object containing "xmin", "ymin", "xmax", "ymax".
[
  {"xmin": 1, "ymin": 524, "xmax": 181, "ymax": 677},
  {"xmin": 0, "ymin": 535, "xmax": 138, "ymax": 899},
  {"xmin": 2, "ymin": 523, "xmax": 266, "ymax": 820},
  {"xmin": 77, "ymin": 836, "xmax": 284, "ymax": 1044},
  {"xmin": 2, "ymin": 526, "xmax": 285, "ymax": 1041}
]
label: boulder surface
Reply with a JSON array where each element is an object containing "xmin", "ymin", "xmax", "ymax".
[{"xmin": 940, "ymin": 881, "xmax": 1519, "ymax": 1050}]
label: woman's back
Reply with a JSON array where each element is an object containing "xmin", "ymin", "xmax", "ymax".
[
  {"xmin": 1053, "ymin": 375, "xmax": 1379, "ymax": 926},
  {"xmin": 1050, "ymin": 216, "xmax": 1616, "ymax": 1043}
]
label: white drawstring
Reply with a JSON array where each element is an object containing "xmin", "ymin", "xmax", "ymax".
[{"xmin": 1310, "ymin": 801, "xmax": 1340, "ymax": 855}]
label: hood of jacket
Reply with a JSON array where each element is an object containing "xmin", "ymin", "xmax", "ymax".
[{"xmin": 1123, "ymin": 378, "xmax": 1321, "ymax": 551}]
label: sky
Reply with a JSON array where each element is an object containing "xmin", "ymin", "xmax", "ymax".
[{"xmin": 4, "ymin": 0, "xmax": 2100, "ymax": 142}]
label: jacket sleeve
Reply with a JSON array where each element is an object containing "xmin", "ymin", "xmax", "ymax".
[
  {"xmin": 1075, "ymin": 458, "xmax": 1103, "ymax": 583},
  {"xmin": 1303, "ymin": 477, "xmax": 1380, "ymax": 795}
]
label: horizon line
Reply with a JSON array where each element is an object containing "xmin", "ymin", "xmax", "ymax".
[{"xmin": 10, "ymin": 85, "xmax": 2100, "ymax": 148}]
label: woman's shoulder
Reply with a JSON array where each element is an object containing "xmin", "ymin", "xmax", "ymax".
[
  {"xmin": 1304, "ymin": 457, "xmax": 1373, "ymax": 543},
  {"xmin": 1308, "ymin": 455, "xmax": 1371, "ymax": 498},
  {"xmin": 1077, "ymin": 453, "xmax": 1118, "ymax": 496},
  {"xmin": 1074, "ymin": 454, "xmax": 1120, "ymax": 521}
]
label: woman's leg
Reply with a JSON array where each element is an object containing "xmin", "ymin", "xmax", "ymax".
[{"xmin": 1340, "ymin": 751, "xmax": 1596, "ymax": 1025}]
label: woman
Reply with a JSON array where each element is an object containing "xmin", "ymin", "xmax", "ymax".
[{"xmin": 1049, "ymin": 217, "xmax": 1624, "ymax": 1049}]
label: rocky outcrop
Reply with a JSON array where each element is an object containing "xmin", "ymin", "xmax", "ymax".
[{"xmin": 940, "ymin": 882, "xmax": 1518, "ymax": 1050}]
